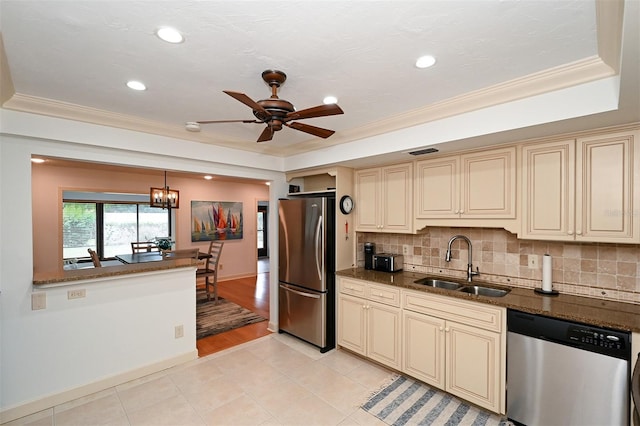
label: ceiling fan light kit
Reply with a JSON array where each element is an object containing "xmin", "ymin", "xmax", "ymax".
[{"xmin": 195, "ymin": 69, "xmax": 344, "ymax": 143}]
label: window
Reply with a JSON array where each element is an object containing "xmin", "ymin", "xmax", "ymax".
[{"xmin": 63, "ymin": 199, "xmax": 170, "ymax": 261}]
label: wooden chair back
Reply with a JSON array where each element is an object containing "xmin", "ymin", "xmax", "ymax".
[
  {"xmin": 161, "ymin": 248, "xmax": 200, "ymax": 260},
  {"xmin": 131, "ymin": 241, "xmax": 160, "ymax": 253},
  {"xmin": 87, "ymin": 248, "xmax": 102, "ymax": 267},
  {"xmin": 196, "ymin": 241, "xmax": 224, "ymax": 302}
]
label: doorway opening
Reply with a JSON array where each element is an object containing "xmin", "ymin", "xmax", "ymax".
[{"xmin": 257, "ymin": 202, "xmax": 268, "ymax": 259}]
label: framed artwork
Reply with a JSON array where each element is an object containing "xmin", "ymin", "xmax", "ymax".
[{"xmin": 191, "ymin": 201, "xmax": 243, "ymax": 241}]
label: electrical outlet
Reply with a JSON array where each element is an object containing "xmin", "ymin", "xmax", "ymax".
[
  {"xmin": 68, "ymin": 289, "xmax": 86, "ymax": 299},
  {"xmin": 32, "ymin": 292, "xmax": 46, "ymax": 310},
  {"xmin": 402, "ymin": 245, "xmax": 410, "ymax": 256},
  {"xmin": 219, "ymin": 263, "xmax": 223, "ymax": 270},
  {"xmin": 528, "ymin": 254, "xmax": 539, "ymax": 269},
  {"xmin": 174, "ymin": 325, "xmax": 184, "ymax": 339}
]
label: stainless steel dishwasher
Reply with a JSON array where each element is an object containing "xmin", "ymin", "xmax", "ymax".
[{"xmin": 507, "ymin": 309, "xmax": 630, "ymax": 425}]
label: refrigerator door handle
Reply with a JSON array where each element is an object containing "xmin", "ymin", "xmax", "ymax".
[
  {"xmin": 314, "ymin": 215, "xmax": 323, "ymax": 281},
  {"xmin": 281, "ymin": 284, "xmax": 321, "ymax": 299}
]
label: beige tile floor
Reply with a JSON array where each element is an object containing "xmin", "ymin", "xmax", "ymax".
[{"xmin": 7, "ymin": 334, "xmax": 394, "ymax": 426}]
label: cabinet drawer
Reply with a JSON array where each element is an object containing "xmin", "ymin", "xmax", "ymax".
[
  {"xmin": 402, "ymin": 290, "xmax": 504, "ymax": 332},
  {"xmin": 367, "ymin": 283, "xmax": 401, "ymax": 307},
  {"xmin": 339, "ymin": 278, "xmax": 366, "ymax": 297}
]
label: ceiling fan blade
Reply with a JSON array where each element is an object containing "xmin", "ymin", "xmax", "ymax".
[
  {"xmin": 285, "ymin": 122, "xmax": 336, "ymax": 139},
  {"xmin": 196, "ymin": 119, "xmax": 261, "ymax": 124},
  {"xmin": 257, "ymin": 126, "xmax": 274, "ymax": 143},
  {"xmin": 285, "ymin": 104, "xmax": 344, "ymax": 121},
  {"xmin": 223, "ymin": 90, "xmax": 271, "ymax": 117}
]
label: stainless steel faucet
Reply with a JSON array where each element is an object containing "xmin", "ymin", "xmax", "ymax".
[{"xmin": 445, "ymin": 234, "xmax": 479, "ymax": 282}]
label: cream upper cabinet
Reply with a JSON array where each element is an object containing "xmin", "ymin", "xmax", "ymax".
[
  {"xmin": 355, "ymin": 162, "xmax": 413, "ymax": 233},
  {"xmin": 337, "ymin": 278, "xmax": 401, "ymax": 369},
  {"xmin": 521, "ymin": 130, "xmax": 639, "ymax": 242},
  {"xmin": 415, "ymin": 147, "xmax": 516, "ymax": 220}
]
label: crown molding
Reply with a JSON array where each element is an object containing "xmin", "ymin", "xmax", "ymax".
[{"xmin": 317, "ymin": 55, "xmax": 615, "ymax": 150}]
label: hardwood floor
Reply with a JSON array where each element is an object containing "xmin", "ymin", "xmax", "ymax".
[{"xmin": 196, "ymin": 266, "xmax": 271, "ymax": 357}]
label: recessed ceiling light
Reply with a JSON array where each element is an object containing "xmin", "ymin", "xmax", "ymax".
[
  {"xmin": 415, "ymin": 55, "xmax": 436, "ymax": 69},
  {"xmin": 204, "ymin": 175, "xmax": 213, "ymax": 180},
  {"xmin": 126, "ymin": 80, "xmax": 147, "ymax": 91},
  {"xmin": 323, "ymin": 96, "xmax": 338, "ymax": 105},
  {"xmin": 156, "ymin": 27, "xmax": 184, "ymax": 44},
  {"xmin": 31, "ymin": 158, "xmax": 45, "ymax": 163}
]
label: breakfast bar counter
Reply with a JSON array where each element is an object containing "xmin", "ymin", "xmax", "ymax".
[
  {"xmin": 336, "ymin": 268, "xmax": 640, "ymax": 333},
  {"xmin": 33, "ymin": 258, "xmax": 198, "ymax": 287}
]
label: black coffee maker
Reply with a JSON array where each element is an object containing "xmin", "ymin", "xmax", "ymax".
[{"xmin": 364, "ymin": 242, "xmax": 375, "ymax": 270}]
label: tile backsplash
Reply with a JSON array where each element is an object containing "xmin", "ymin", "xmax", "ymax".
[{"xmin": 357, "ymin": 227, "xmax": 640, "ymax": 305}]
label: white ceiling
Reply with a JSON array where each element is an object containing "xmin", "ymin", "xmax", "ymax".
[{"xmin": 1, "ymin": 0, "xmax": 638, "ymax": 165}]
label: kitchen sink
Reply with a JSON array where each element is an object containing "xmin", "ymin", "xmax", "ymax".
[
  {"xmin": 413, "ymin": 278, "xmax": 463, "ymax": 290},
  {"xmin": 458, "ymin": 285, "xmax": 510, "ymax": 297}
]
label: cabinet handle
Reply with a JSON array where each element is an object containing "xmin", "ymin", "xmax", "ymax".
[
  {"xmin": 568, "ymin": 231, "xmax": 573, "ymax": 235},
  {"xmin": 454, "ymin": 210, "xmax": 459, "ymax": 214},
  {"xmin": 459, "ymin": 210, "xmax": 464, "ymax": 214},
  {"xmin": 576, "ymin": 230, "xmax": 582, "ymax": 235},
  {"xmin": 445, "ymin": 327, "xmax": 450, "ymax": 332},
  {"xmin": 439, "ymin": 326, "xmax": 444, "ymax": 331}
]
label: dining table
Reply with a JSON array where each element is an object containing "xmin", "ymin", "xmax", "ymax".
[{"xmin": 116, "ymin": 251, "xmax": 211, "ymax": 264}]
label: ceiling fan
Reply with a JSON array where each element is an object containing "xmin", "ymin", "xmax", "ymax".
[{"xmin": 195, "ymin": 70, "xmax": 344, "ymax": 143}]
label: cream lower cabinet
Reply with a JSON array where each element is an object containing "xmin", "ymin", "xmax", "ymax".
[
  {"xmin": 337, "ymin": 278, "xmax": 401, "ymax": 369},
  {"xmin": 402, "ymin": 289, "xmax": 506, "ymax": 414}
]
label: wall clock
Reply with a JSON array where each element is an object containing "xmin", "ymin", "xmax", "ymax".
[{"xmin": 339, "ymin": 195, "xmax": 354, "ymax": 215}]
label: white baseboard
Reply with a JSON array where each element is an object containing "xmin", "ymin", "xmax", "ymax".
[{"xmin": 0, "ymin": 350, "xmax": 198, "ymax": 424}]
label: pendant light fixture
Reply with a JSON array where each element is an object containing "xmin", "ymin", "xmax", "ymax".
[{"xmin": 150, "ymin": 171, "xmax": 179, "ymax": 209}]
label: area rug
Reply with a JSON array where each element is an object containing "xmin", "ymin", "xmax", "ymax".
[
  {"xmin": 362, "ymin": 375, "xmax": 511, "ymax": 426},
  {"xmin": 196, "ymin": 297, "xmax": 266, "ymax": 339}
]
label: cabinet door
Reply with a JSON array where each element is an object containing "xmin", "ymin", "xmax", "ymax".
[
  {"xmin": 445, "ymin": 321, "xmax": 501, "ymax": 413},
  {"xmin": 521, "ymin": 140, "xmax": 575, "ymax": 240},
  {"xmin": 576, "ymin": 131, "xmax": 639, "ymax": 242},
  {"xmin": 415, "ymin": 156, "xmax": 460, "ymax": 218},
  {"xmin": 337, "ymin": 294, "xmax": 366, "ymax": 355},
  {"xmin": 355, "ymin": 168, "xmax": 381, "ymax": 231},
  {"xmin": 367, "ymin": 301, "xmax": 401, "ymax": 369},
  {"xmin": 461, "ymin": 147, "xmax": 516, "ymax": 218},
  {"xmin": 402, "ymin": 311, "xmax": 446, "ymax": 388},
  {"xmin": 381, "ymin": 163, "xmax": 413, "ymax": 232}
]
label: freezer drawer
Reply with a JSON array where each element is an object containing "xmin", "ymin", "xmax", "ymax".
[{"xmin": 279, "ymin": 283, "xmax": 326, "ymax": 348}]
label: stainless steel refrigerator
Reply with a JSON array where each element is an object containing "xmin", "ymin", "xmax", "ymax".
[{"xmin": 278, "ymin": 196, "xmax": 335, "ymax": 352}]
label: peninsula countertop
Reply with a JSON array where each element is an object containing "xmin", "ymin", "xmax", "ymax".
[
  {"xmin": 33, "ymin": 259, "xmax": 199, "ymax": 286},
  {"xmin": 336, "ymin": 268, "xmax": 640, "ymax": 333}
]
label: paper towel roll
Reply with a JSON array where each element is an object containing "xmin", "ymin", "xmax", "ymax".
[{"xmin": 542, "ymin": 254, "xmax": 553, "ymax": 292}]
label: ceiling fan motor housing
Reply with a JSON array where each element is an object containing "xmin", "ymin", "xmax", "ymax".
[{"xmin": 254, "ymin": 98, "xmax": 294, "ymax": 123}]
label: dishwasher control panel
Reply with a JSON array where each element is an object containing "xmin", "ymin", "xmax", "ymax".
[
  {"xmin": 568, "ymin": 326, "xmax": 626, "ymax": 351},
  {"xmin": 507, "ymin": 310, "xmax": 630, "ymax": 360}
]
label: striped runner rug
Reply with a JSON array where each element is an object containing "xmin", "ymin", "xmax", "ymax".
[{"xmin": 362, "ymin": 375, "xmax": 511, "ymax": 426}]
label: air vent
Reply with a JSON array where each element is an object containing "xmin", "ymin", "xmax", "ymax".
[{"xmin": 408, "ymin": 147, "xmax": 439, "ymax": 156}]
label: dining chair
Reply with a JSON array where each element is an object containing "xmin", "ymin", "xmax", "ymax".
[
  {"xmin": 161, "ymin": 248, "xmax": 200, "ymax": 260},
  {"xmin": 196, "ymin": 241, "xmax": 224, "ymax": 303},
  {"xmin": 87, "ymin": 248, "xmax": 102, "ymax": 267},
  {"xmin": 131, "ymin": 241, "xmax": 160, "ymax": 253}
]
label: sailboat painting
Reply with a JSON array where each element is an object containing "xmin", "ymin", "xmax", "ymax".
[{"xmin": 191, "ymin": 201, "xmax": 243, "ymax": 241}]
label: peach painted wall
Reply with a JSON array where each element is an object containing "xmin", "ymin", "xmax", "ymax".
[
  {"xmin": 357, "ymin": 227, "xmax": 640, "ymax": 305},
  {"xmin": 31, "ymin": 164, "xmax": 269, "ymax": 276}
]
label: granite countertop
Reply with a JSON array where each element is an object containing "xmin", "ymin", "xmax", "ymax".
[
  {"xmin": 33, "ymin": 259, "xmax": 198, "ymax": 286},
  {"xmin": 336, "ymin": 268, "xmax": 640, "ymax": 333}
]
